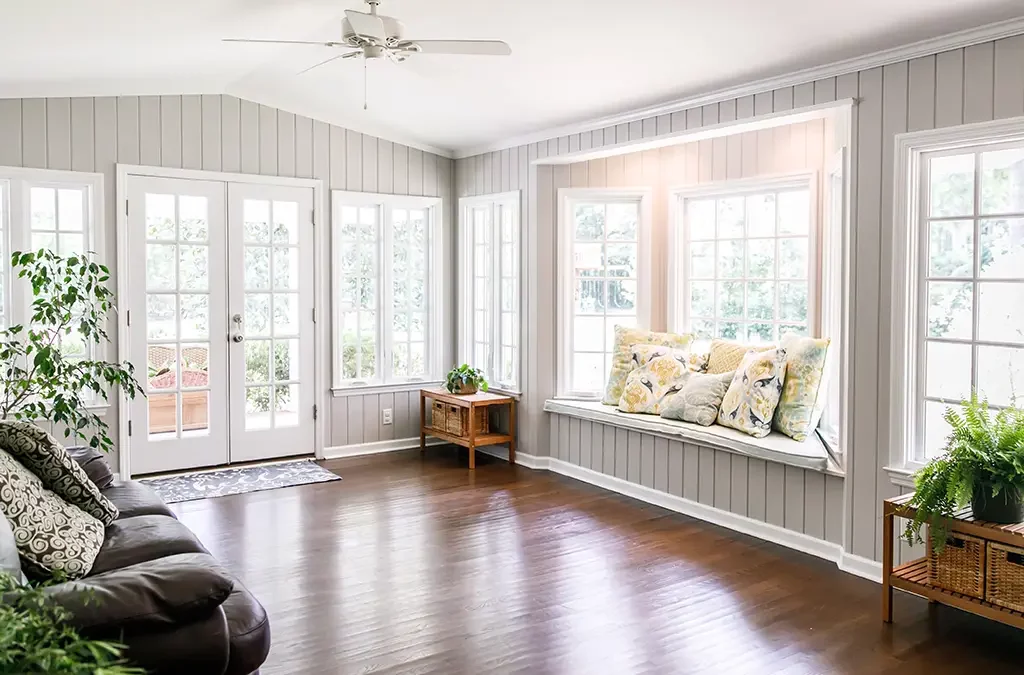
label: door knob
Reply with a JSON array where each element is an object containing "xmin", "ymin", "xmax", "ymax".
[
  {"xmin": 232, "ymin": 313, "xmax": 243, "ymax": 325},
  {"xmin": 232, "ymin": 334, "xmax": 245, "ymax": 343}
]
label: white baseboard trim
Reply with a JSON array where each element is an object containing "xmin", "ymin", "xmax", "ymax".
[
  {"xmin": 476, "ymin": 446, "xmax": 548, "ymax": 470},
  {"xmin": 323, "ymin": 436, "xmax": 447, "ymax": 459},
  {"xmin": 545, "ymin": 457, "xmax": 882, "ymax": 582}
]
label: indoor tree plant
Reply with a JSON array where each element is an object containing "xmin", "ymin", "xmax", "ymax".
[
  {"xmin": 0, "ymin": 250, "xmax": 144, "ymax": 452},
  {"xmin": 904, "ymin": 391, "xmax": 1024, "ymax": 551},
  {"xmin": 444, "ymin": 364, "xmax": 489, "ymax": 395}
]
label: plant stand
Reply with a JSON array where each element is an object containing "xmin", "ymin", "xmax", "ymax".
[
  {"xmin": 419, "ymin": 387, "xmax": 516, "ymax": 469},
  {"xmin": 883, "ymin": 493, "xmax": 1024, "ymax": 629}
]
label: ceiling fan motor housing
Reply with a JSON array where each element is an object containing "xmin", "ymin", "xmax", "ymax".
[{"xmin": 341, "ymin": 15, "xmax": 405, "ymax": 48}]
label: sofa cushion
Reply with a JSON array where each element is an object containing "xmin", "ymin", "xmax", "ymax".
[
  {"xmin": 67, "ymin": 445, "xmax": 116, "ymax": 490},
  {"xmin": 90, "ymin": 515, "xmax": 207, "ymax": 576},
  {"xmin": 222, "ymin": 583, "xmax": 271, "ymax": 675},
  {"xmin": 0, "ymin": 422, "xmax": 118, "ymax": 525},
  {"xmin": 102, "ymin": 481, "xmax": 176, "ymax": 520},
  {"xmin": 0, "ymin": 450, "xmax": 104, "ymax": 579}
]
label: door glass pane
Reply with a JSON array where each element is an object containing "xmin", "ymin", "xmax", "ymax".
[
  {"xmin": 245, "ymin": 386, "xmax": 272, "ymax": 430},
  {"xmin": 245, "ymin": 247, "xmax": 271, "ymax": 290},
  {"xmin": 273, "ymin": 247, "xmax": 298, "ymax": 290},
  {"xmin": 245, "ymin": 294, "xmax": 271, "ymax": 336},
  {"xmin": 244, "ymin": 200, "xmax": 270, "ymax": 243},
  {"xmin": 245, "ymin": 340, "xmax": 271, "ymax": 384},
  {"xmin": 147, "ymin": 295, "xmax": 177, "ymax": 340},
  {"xmin": 179, "ymin": 294, "xmax": 209, "ymax": 340},
  {"xmin": 181, "ymin": 391, "xmax": 210, "ymax": 437},
  {"xmin": 179, "ymin": 196, "xmax": 208, "ymax": 242},
  {"xmin": 274, "ymin": 339, "xmax": 300, "ymax": 381},
  {"xmin": 148, "ymin": 393, "xmax": 178, "ymax": 439},
  {"xmin": 274, "ymin": 384, "xmax": 299, "ymax": 428},
  {"xmin": 273, "ymin": 294, "xmax": 298, "ymax": 335},
  {"xmin": 146, "ymin": 244, "xmax": 176, "ymax": 290},
  {"xmin": 146, "ymin": 194, "xmax": 176, "ymax": 239},
  {"xmin": 179, "ymin": 246, "xmax": 209, "ymax": 291},
  {"xmin": 272, "ymin": 201, "xmax": 299, "ymax": 244}
]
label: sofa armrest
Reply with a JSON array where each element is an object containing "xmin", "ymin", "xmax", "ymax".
[
  {"xmin": 38, "ymin": 553, "xmax": 234, "ymax": 633},
  {"xmin": 67, "ymin": 445, "xmax": 116, "ymax": 490}
]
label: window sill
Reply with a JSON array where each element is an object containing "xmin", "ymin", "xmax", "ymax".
[
  {"xmin": 331, "ymin": 381, "xmax": 442, "ymax": 397},
  {"xmin": 884, "ymin": 465, "xmax": 917, "ymax": 489},
  {"xmin": 543, "ymin": 399, "xmax": 841, "ymax": 476}
]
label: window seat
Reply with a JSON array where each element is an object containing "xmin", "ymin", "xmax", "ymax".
[{"xmin": 543, "ymin": 399, "xmax": 835, "ymax": 474}]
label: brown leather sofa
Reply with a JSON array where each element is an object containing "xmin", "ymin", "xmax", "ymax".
[{"xmin": 40, "ymin": 448, "xmax": 272, "ymax": 675}]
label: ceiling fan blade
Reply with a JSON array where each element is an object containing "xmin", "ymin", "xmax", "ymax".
[
  {"xmin": 222, "ymin": 38, "xmax": 340, "ymax": 47},
  {"xmin": 411, "ymin": 40, "xmax": 511, "ymax": 56},
  {"xmin": 345, "ymin": 10, "xmax": 386, "ymax": 42},
  {"xmin": 297, "ymin": 53, "xmax": 354, "ymax": 75}
]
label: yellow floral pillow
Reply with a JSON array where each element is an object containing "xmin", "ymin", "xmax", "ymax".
[
  {"xmin": 602, "ymin": 327, "xmax": 693, "ymax": 405},
  {"xmin": 717, "ymin": 348, "xmax": 788, "ymax": 438},
  {"xmin": 706, "ymin": 339, "xmax": 775, "ymax": 375},
  {"xmin": 618, "ymin": 344, "xmax": 691, "ymax": 415},
  {"xmin": 773, "ymin": 334, "xmax": 831, "ymax": 441}
]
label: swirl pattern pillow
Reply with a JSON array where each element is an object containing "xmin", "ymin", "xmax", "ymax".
[
  {"xmin": 602, "ymin": 327, "xmax": 693, "ymax": 405},
  {"xmin": 717, "ymin": 348, "xmax": 788, "ymax": 438},
  {"xmin": 618, "ymin": 344, "xmax": 691, "ymax": 415},
  {"xmin": 0, "ymin": 450, "xmax": 104, "ymax": 579},
  {"xmin": 0, "ymin": 422, "xmax": 118, "ymax": 525},
  {"xmin": 773, "ymin": 334, "xmax": 831, "ymax": 441},
  {"xmin": 660, "ymin": 371, "xmax": 735, "ymax": 426}
]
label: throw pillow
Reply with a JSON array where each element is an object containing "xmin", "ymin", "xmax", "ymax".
[
  {"xmin": 0, "ymin": 450, "xmax": 104, "ymax": 579},
  {"xmin": 0, "ymin": 422, "xmax": 118, "ymax": 526},
  {"xmin": 618, "ymin": 344, "xmax": 691, "ymax": 415},
  {"xmin": 602, "ymin": 327, "xmax": 693, "ymax": 405},
  {"xmin": 0, "ymin": 511, "xmax": 25, "ymax": 585},
  {"xmin": 773, "ymin": 334, "xmax": 832, "ymax": 441},
  {"xmin": 706, "ymin": 339, "xmax": 775, "ymax": 375},
  {"xmin": 660, "ymin": 371, "xmax": 735, "ymax": 426},
  {"xmin": 717, "ymin": 348, "xmax": 788, "ymax": 438},
  {"xmin": 687, "ymin": 350, "xmax": 710, "ymax": 373}
]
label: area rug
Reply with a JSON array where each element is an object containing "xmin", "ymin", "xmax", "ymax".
[{"xmin": 140, "ymin": 460, "xmax": 341, "ymax": 504}]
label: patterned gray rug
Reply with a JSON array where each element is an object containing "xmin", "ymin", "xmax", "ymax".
[{"xmin": 140, "ymin": 460, "xmax": 341, "ymax": 504}]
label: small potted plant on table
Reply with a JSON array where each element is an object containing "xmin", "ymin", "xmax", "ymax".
[
  {"xmin": 444, "ymin": 364, "xmax": 489, "ymax": 395},
  {"xmin": 905, "ymin": 392, "xmax": 1024, "ymax": 550}
]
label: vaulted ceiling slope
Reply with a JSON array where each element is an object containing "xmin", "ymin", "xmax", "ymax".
[{"xmin": 2, "ymin": 0, "xmax": 1023, "ymax": 155}]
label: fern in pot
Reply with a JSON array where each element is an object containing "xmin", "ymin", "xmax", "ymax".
[{"xmin": 905, "ymin": 392, "xmax": 1024, "ymax": 551}]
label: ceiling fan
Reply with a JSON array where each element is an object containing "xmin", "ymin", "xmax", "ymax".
[{"xmin": 223, "ymin": 0, "xmax": 512, "ymax": 75}]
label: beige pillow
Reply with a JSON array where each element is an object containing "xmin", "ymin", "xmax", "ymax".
[
  {"xmin": 717, "ymin": 348, "xmax": 788, "ymax": 438},
  {"xmin": 602, "ymin": 327, "xmax": 693, "ymax": 404},
  {"xmin": 706, "ymin": 339, "xmax": 776, "ymax": 375},
  {"xmin": 618, "ymin": 345, "xmax": 691, "ymax": 415},
  {"xmin": 773, "ymin": 334, "xmax": 831, "ymax": 441}
]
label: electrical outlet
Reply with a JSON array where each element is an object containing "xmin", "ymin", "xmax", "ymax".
[{"xmin": 382, "ymin": 408, "xmax": 393, "ymax": 425}]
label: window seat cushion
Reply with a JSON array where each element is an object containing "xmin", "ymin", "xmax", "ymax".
[{"xmin": 544, "ymin": 399, "xmax": 832, "ymax": 473}]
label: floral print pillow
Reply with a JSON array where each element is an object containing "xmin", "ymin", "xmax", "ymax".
[
  {"xmin": 717, "ymin": 348, "xmax": 788, "ymax": 438},
  {"xmin": 602, "ymin": 327, "xmax": 693, "ymax": 405},
  {"xmin": 617, "ymin": 345, "xmax": 691, "ymax": 415},
  {"xmin": 773, "ymin": 334, "xmax": 831, "ymax": 441}
]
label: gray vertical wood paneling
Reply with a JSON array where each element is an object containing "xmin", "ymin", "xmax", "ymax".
[
  {"xmin": 239, "ymin": 99, "xmax": 259, "ymax": 174},
  {"xmin": 0, "ymin": 100, "xmax": 22, "ymax": 166},
  {"xmin": 201, "ymin": 95, "xmax": 222, "ymax": 172},
  {"xmin": 994, "ymin": 36, "xmax": 1024, "ymax": 118},
  {"xmin": 568, "ymin": 417, "xmax": 580, "ymax": 465},
  {"xmin": 935, "ymin": 49, "xmax": 965, "ymax": 128},
  {"xmin": 181, "ymin": 95, "xmax": 202, "ymax": 170},
  {"xmin": 747, "ymin": 458, "xmax": 767, "ymax": 521},
  {"xmin": 765, "ymin": 463, "xmax": 786, "ymax": 527},
  {"xmin": 22, "ymin": 99, "xmax": 46, "ymax": 168},
  {"xmin": 963, "ymin": 42, "xmax": 995, "ymax": 124},
  {"xmin": 580, "ymin": 420, "xmax": 593, "ymax": 469},
  {"xmin": 46, "ymin": 98, "xmax": 71, "ymax": 171},
  {"xmin": 362, "ymin": 394, "xmax": 378, "ymax": 443},
  {"xmin": 70, "ymin": 98, "xmax": 94, "ymax": 173},
  {"xmin": 258, "ymin": 104, "xmax": 277, "ymax": 175},
  {"xmin": 907, "ymin": 56, "xmax": 937, "ymax": 132},
  {"xmin": 640, "ymin": 434, "xmax": 655, "ymax": 488},
  {"xmin": 221, "ymin": 96, "xmax": 241, "ymax": 173},
  {"xmin": 294, "ymin": 115, "xmax": 313, "ymax": 179},
  {"xmin": 159, "ymin": 96, "xmax": 181, "ymax": 169},
  {"xmin": 730, "ymin": 456, "xmax": 748, "ymax": 516}
]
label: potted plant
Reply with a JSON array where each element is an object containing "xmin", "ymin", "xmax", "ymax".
[
  {"xmin": 444, "ymin": 364, "xmax": 489, "ymax": 395},
  {"xmin": 904, "ymin": 391, "xmax": 1024, "ymax": 551},
  {"xmin": 0, "ymin": 250, "xmax": 144, "ymax": 452},
  {"xmin": 0, "ymin": 573, "xmax": 143, "ymax": 674}
]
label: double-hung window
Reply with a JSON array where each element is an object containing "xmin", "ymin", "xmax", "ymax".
[
  {"xmin": 332, "ymin": 191, "xmax": 444, "ymax": 390},
  {"xmin": 458, "ymin": 192, "xmax": 520, "ymax": 392},
  {"xmin": 557, "ymin": 188, "xmax": 651, "ymax": 398},
  {"xmin": 893, "ymin": 133, "xmax": 1024, "ymax": 467}
]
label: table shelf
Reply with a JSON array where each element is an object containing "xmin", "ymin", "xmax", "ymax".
[{"xmin": 419, "ymin": 387, "xmax": 517, "ymax": 469}]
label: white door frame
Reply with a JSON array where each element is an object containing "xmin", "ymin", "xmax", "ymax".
[{"xmin": 116, "ymin": 164, "xmax": 328, "ymax": 478}]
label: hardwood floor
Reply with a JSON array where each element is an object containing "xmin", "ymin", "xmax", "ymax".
[{"xmin": 171, "ymin": 449, "xmax": 1024, "ymax": 675}]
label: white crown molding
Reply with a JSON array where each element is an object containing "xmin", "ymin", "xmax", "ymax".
[{"xmin": 452, "ymin": 16, "xmax": 1024, "ymax": 159}]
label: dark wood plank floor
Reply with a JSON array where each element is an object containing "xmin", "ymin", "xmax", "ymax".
[{"xmin": 171, "ymin": 449, "xmax": 1024, "ymax": 675}]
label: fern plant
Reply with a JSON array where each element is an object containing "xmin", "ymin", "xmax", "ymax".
[{"xmin": 904, "ymin": 391, "xmax": 1024, "ymax": 552}]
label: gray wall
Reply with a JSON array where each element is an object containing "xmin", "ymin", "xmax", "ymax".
[
  {"xmin": 0, "ymin": 94, "xmax": 454, "ymax": 467},
  {"xmin": 455, "ymin": 35, "xmax": 1024, "ymax": 563}
]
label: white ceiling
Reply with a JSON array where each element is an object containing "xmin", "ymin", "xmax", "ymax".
[{"xmin": 2, "ymin": 0, "xmax": 1023, "ymax": 155}]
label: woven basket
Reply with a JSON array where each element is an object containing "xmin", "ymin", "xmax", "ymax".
[
  {"xmin": 431, "ymin": 400, "xmax": 447, "ymax": 431},
  {"xmin": 445, "ymin": 405, "xmax": 488, "ymax": 438},
  {"xmin": 986, "ymin": 541, "xmax": 1024, "ymax": 612},
  {"xmin": 927, "ymin": 528, "xmax": 985, "ymax": 599}
]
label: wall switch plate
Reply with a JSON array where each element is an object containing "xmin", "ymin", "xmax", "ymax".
[{"xmin": 382, "ymin": 408, "xmax": 393, "ymax": 425}]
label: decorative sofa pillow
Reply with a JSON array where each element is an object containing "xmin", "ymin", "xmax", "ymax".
[
  {"xmin": 0, "ymin": 421, "xmax": 118, "ymax": 526},
  {"xmin": 717, "ymin": 348, "xmax": 788, "ymax": 438},
  {"xmin": 660, "ymin": 371, "xmax": 735, "ymax": 427},
  {"xmin": 687, "ymin": 350, "xmax": 710, "ymax": 374},
  {"xmin": 602, "ymin": 327, "xmax": 693, "ymax": 405},
  {"xmin": 706, "ymin": 339, "xmax": 776, "ymax": 375},
  {"xmin": 618, "ymin": 344, "xmax": 691, "ymax": 415},
  {"xmin": 0, "ymin": 510, "xmax": 25, "ymax": 584},
  {"xmin": 0, "ymin": 449, "xmax": 104, "ymax": 579},
  {"xmin": 773, "ymin": 334, "xmax": 831, "ymax": 441}
]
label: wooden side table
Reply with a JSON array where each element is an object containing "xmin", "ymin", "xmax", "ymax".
[{"xmin": 419, "ymin": 387, "xmax": 516, "ymax": 469}]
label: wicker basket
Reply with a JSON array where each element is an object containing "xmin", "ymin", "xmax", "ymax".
[
  {"xmin": 444, "ymin": 405, "xmax": 489, "ymax": 438},
  {"xmin": 431, "ymin": 400, "xmax": 447, "ymax": 431},
  {"xmin": 986, "ymin": 541, "xmax": 1024, "ymax": 612},
  {"xmin": 927, "ymin": 529, "xmax": 986, "ymax": 599}
]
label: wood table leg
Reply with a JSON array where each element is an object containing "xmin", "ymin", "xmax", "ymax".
[
  {"xmin": 419, "ymin": 392, "xmax": 426, "ymax": 455},
  {"xmin": 882, "ymin": 509, "xmax": 894, "ymax": 623},
  {"xmin": 509, "ymin": 399, "xmax": 517, "ymax": 465},
  {"xmin": 468, "ymin": 403, "xmax": 476, "ymax": 469}
]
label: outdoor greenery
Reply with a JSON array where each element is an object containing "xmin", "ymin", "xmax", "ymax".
[
  {"xmin": 0, "ymin": 573, "xmax": 143, "ymax": 675},
  {"xmin": 445, "ymin": 364, "xmax": 489, "ymax": 394},
  {"xmin": 905, "ymin": 392, "xmax": 1024, "ymax": 552},
  {"xmin": 0, "ymin": 250, "xmax": 144, "ymax": 452}
]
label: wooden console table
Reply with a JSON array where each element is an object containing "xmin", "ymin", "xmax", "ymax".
[
  {"xmin": 883, "ymin": 493, "xmax": 1024, "ymax": 629},
  {"xmin": 419, "ymin": 388, "xmax": 516, "ymax": 469}
]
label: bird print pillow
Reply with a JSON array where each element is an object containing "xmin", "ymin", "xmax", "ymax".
[
  {"xmin": 773, "ymin": 334, "xmax": 831, "ymax": 442},
  {"xmin": 617, "ymin": 344, "xmax": 691, "ymax": 415},
  {"xmin": 717, "ymin": 348, "xmax": 788, "ymax": 438}
]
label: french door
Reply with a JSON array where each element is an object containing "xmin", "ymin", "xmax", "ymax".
[{"xmin": 127, "ymin": 175, "xmax": 315, "ymax": 475}]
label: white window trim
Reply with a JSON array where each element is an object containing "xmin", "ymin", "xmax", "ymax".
[
  {"xmin": 556, "ymin": 187, "xmax": 652, "ymax": 399},
  {"xmin": 888, "ymin": 115, "xmax": 1024, "ymax": 476},
  {"xmin": 458, "ymin": 190, "xmax": 521, "ymax": 393},
  {"xmin": 330, "ymin": 190, "xmax": 444, "ymax": 393},
  {"xmin": 667, "ymin": 171, "xmax": 819, "ymax": 338}
]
